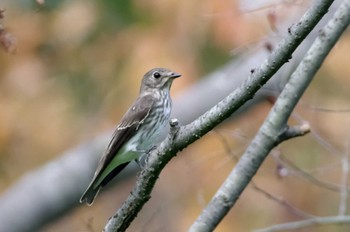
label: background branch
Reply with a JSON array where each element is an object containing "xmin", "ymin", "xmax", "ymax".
[
  {"xmin": 276, "ymin": 154, "xmax": 350, "ymax": 192},
  {"xmin": 339, "ymin": 144, "xmax": 349, "ymax": 216},
  {"xmin": 251, "ymin": 182, "xmax": 316, "ymax": 219},
  {"xmin": 254, "ymin": 216, "xmax": 350, "ymax": 232}
]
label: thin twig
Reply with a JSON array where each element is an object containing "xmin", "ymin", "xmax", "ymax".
[
  {"xmin": 254, "ymin": 215, "xmax": 350, "ymax": 232},
  {"xmin": 339, "ymin": 142, "xmax": 349, "ymax": 216},
  {"xmin": 278, "ymin": 154, "xmax": 350, "ymax": 192},
  {"xmin": 251, "ymin": 182, "xmax": 316, "ymax": 219}
]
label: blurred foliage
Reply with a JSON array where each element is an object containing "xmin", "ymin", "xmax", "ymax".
[{"xmin": 1, "ymin": 0, "xmax": 350, "ymax": 232}]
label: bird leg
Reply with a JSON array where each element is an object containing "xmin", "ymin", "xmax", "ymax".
[{"xmin": 135, "ymin": 146, "xmax": 157, "ymax": 169}]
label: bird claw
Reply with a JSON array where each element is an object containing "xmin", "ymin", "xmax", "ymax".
[
  {"xmin": 136, "ymin": 146, "xmax": 157, "ymax": 169},
  {"xmin": 135, "ymin": 158, "xmax": 144, "ymax": 169}
]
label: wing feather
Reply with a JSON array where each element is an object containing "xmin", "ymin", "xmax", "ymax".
[
  {"xmin": 97, "ymin": 94, "xmax": 154, "ymax": 176},
  {"xmin": 80, "ymin": 95, "xmax": 154, "ymax": 204}
]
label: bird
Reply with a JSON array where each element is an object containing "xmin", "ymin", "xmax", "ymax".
[{"xmin": 80, "ymin": 67, "xmax": 181, "ymax": 205}]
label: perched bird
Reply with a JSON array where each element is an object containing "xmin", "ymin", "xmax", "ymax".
[{"xmin": 80, "ymin": 67, "xmax": 181, "ymax": 205}]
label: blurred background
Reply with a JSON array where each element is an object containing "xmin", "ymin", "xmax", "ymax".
[{"xmin": 0, "ymin": 0, "xmax": 350, "ymax": 231}]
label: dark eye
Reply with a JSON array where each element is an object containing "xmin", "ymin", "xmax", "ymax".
[{"xmin": 153, "ymin": 72, "xmax": 161, "ymax": 79}]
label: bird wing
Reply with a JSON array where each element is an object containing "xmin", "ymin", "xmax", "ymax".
[
  {"xmin": 91, "ymin": 94, "xmax": 155, "ymax": 187},
  {"xmin": 80, "ymin": 95, "xmax": 155, "ymax": 204}
]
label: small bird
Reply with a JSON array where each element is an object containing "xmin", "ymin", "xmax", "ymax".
[{"xmin": 80, "ymin": 67, "xmax": 181, "ymax": 205}]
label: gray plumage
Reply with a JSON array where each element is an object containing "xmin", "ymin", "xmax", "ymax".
[{"xmin": 80, "ymin": 68, "xmax": 181, "ymax": 205}]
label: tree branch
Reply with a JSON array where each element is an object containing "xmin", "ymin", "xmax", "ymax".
[
  {"xmin": 251, "ymin": 182, "xmax": 316, "ymax": 219},
  {"xmin": 189, "ymin": 1, "xmax": 350, "ymax": 231},
  {"xmin": 254, "ymin": 216, "xmax": 350, "ymax": 232},
  {"xmin": 277, "ymin": 153, "xmax": 350, "ymax": 192},
  {"xmin": 276, "ymin": 123, "xmax": 311, "ymax": 144},
  {"xmin": 104, "ymin": 1, "xmax": 338, "ymax": 231},
  {"xmin": 338, "ymin": 146, "xmax": 349, "ymax": 215}
]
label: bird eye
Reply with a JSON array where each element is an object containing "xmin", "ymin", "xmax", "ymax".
[{"xmin": 152, "ymin": 72, "xmax": 161, "ymax": 79}]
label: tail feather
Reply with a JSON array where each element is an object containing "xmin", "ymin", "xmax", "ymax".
[
  {"xmin": 80, "ymin": 184, "xmax": 101, "ymax": 206},
  {"xmin": 80, "ymin": 162, "xmax": 130, "ymax": 205}
]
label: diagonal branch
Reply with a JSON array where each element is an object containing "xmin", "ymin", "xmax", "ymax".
[
  {"xmin": 254, "ymin": 216, "xmax": 350, "ymax": 232},
  {"xmin": 277, "ymin": 153, "xmax": 350, "ymax": 192},
  {"xmin": 104, "ymin": 1, "xmax": 337, "ymax": 231},
  {"xmin": 251, "ymin": 182, "xmax": 316, "ymax": 219},
  {"xmin": 190, "ymin": 0, "xmax": 350, "ymax": 231}
]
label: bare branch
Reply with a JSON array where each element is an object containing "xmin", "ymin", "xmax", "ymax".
[
  {"xmin": 277, "ymin": 154, "xmax": 350, "ymax": 192},
  {"xmin": 338, "ymin": 144, "xmax": 349, "ymax": 215},
  {"xmin": 254, "ymin": 216, "xmax": 350, "ymax": 232},
  {"xmin": 276, "ymin": 123, "xmax": 311, "ymax": 143},
  {"xmin": 251, "ymin": 182, "xmax": 316, "ymax": 219}
]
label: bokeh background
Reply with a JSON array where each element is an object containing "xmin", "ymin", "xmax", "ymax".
[{"xmin": 1, "ymin": 0, "xmax": 350, "ymax": 231}]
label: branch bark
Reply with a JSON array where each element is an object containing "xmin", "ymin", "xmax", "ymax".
[
  {"xmin": 104, "ymin": 0, "xmax": 338, "ymax": 231},
  {"xmin": 190, "ymin": 0, "xmax": 350, "ymax": 231}
]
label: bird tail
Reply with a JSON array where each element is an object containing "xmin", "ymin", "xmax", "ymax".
[
  {"xmin": 80, "ymin": 162, "xmax": 130, "ymax": 205},
  {"xmin": 80, "ymin": 183, "xmax": 101, "ymax": 206}
]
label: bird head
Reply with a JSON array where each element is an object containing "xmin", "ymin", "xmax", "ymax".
[{"xmin": 141, "ymin": 68, "xmax": 181, "ymax": 92}]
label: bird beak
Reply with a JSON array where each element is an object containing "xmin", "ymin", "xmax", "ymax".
[{"xmin": 168, "ymin": 72, "xmax": 181, "ymax": 79}]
